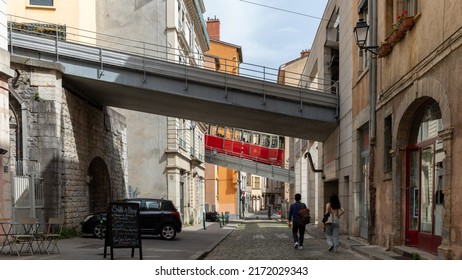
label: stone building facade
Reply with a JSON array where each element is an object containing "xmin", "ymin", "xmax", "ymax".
[
  {"xmin": 370, "ymin": 0, "xmax": 462, "ymax": 259},
  {"xmin": 7, "ymin": 57, "xmax": 127, "ymax": 228},
  {"xmin": 298, "ymin": 0, "xmax": 462, "ymax": 259},
  {"xmin": 350, "ymin": 0, "xmax": 462, "ymax": 258},
  {"xmin": 6, "ymin": 0, "xmax": 210, "ymax": 227}
]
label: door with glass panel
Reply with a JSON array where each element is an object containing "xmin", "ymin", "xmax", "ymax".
[{"xmin": 406, "ymin": 141, "xmax": 443, "ymax": 254}]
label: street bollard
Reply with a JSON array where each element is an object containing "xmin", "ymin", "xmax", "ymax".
[
  {"xmin": 99, "ymin": 213, "xmax": 104, "ymax": 240},
  {"xmin": 217, "ymin": 214, "xmax": 221, "ymax": 228}
]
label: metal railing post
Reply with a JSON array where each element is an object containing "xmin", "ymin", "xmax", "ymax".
[
  {"xmin": 143, "ymin": 42, "xmax": 147, "ymax": 83},
  {"xmin": 98, "ymin": 48, "xmax": 104, "ymax": 78},
  {"xmin": 262, "ymin": 66, "xmax": 266, "ymax": 105},
  {"xmin": 55, "ymin": 24, "xmax": 59, "ymax": 61},
  {"xmin": 299, "ymin": 87, "xmax": 303, "ymax": 112},
  {"xmin": 9, "ymin": 21, "xmax": 13, "ymax": 54}
]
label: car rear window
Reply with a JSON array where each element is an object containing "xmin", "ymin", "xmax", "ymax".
[{"xmin": 160, "ymin": 201, "xmax": 175, "ymax": 211}]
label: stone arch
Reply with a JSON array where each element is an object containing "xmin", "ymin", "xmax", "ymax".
[
  {"xmin": 8, "ymin": 87, "xmax": 25, "ymax": 169},
  {"xmin": 87, "ymin": 157, "xmax": 112, "ymax": 213},
  {"xmin": 392, "ymin": 77, "xmax": 451, "ymax": 254}
]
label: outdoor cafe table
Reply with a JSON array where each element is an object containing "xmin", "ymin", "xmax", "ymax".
[
  {"xmin": 0, "ymin": 219, "xmax": 45, "ymax": 256},
  {"xmin": 0, "ymin": 220, "xmax": 17, "ymax": 255}
]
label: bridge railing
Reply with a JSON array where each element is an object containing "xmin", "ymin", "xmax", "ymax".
[{"xmin": 7, "ymin": 14, "xmax": 338, "ymax": 95}]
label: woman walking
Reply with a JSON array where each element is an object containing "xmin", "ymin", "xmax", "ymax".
[{"xmin": 325, "ymin": 193, "xmax": 344, "ymax": 252}]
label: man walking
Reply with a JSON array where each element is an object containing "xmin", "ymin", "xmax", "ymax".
[{"xmin": 288, "ymin": 193, "xmax": 307, "ymax": 250}]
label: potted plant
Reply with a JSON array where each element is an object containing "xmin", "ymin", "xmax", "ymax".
[
  {"xmin": 378, "ymin": 41, "xmax": 393, "ymax": 58},
  {"xmin": 387, "ymin": 25, "xmax": 405, "ymax": 44},
  {"xmin": 397, "ymin": 10, "xmax": 415, "ymax": 32}
]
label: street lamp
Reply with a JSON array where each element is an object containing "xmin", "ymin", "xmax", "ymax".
[{"xmin": 354, "ymin": 19, "xmax": 378, "ymax": 54}]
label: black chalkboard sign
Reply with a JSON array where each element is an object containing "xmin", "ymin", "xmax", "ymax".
[{"xmin": 104, "ymin": 202, "xmax": 143, "ymax": 260}]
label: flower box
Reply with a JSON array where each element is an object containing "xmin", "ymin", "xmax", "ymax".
[
  {"xmin": 398, "ymin": 16, "xmax": 415, "ymax": 33},
  {"xmin": 378, "ymin": 42, "xmax": 392, "ymax": 58},
  {"xmin": 388, "ymin": 29, "xmax": 405, "ymax": 44}
]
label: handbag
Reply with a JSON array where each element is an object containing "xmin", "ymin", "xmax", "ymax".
[
  {"xmin": 322, "ymin": 212, "xmax": 330, "ymax": 224},
  {"xmin": 325, "ymin": 212, "xmax": 333, "ymax": 224}
]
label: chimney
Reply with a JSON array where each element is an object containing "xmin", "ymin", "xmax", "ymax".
[
  {"xmin": 206, "ymin": 16, "xmax": 220, "ymax": 41},
  {"xmin": 300, "ymin": 49, "xmax": 310, "ymax": 58}
]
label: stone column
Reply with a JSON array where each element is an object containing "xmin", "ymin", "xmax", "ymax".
[
  {"xmin": 0, "ymin": 48, "xmax": 14, "ymax": 217},
  {"xmin": 389, "ymin": 145, "xmax": 403, "ymax": 250},
  {"xmin": 438, "ymin": 127, "xmax": 453, "ymax": 259}
]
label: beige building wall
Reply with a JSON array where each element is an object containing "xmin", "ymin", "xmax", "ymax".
[
  {"xmin": 301, "ymin": 0, "xmax": 353, "ymax": 233},
  {"xmin": 370, "ymin": 1, "xmax": 461, "ymax": 258},
  {"xmin": 0, "ymin": 0, "xmax": 14, "ymax": 218},
  {"xmin": 8, "ymin": 0, "xmax": 96, "ymax": 44}
]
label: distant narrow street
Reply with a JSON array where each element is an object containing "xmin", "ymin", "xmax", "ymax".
[{"xmin": 203, "ymin": 215, "xmax": 367, "ymax": 260}]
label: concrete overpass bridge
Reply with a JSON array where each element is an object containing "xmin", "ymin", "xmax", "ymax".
[{"xmin": 7, "ymin": 22, "xmax": 339, "ymax": 182}]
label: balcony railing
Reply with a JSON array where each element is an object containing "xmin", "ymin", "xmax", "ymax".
[{"xmin": 7, "ymin": 14, "xmax": 338, "ymax": 95}]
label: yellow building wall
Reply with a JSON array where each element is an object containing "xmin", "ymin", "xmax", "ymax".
[
  {"xmin": 216, "ymin": 166, "xmax": 237, "ymax": 215},
  {"xmin": 205, "ymin": 38, "xmax": 241, "ymax": 216},
  {"xmin": 7, "ymin": 0, "xmax": 96, "ymax": 43},
  {"xmin": 208, "ymin": 41, "xmax": 240, "ymax": 74}
]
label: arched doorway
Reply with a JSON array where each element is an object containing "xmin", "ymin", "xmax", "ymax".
[
  {"xmin": 405, "ymin": 100, "xmax": 444, "ymax": 254},
  {"xmin": 87, "ymin": 157, "xmax": 111, "ymax": 213}
]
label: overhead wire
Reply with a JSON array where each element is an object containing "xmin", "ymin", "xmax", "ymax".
[{"xmin": 239, "ymin": 0, "xmax": 332, "ymax": 22}]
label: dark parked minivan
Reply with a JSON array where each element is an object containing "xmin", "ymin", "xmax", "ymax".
[{"xmin": 81, "ymin": 198, "xmax": 182, "ymax": 240}]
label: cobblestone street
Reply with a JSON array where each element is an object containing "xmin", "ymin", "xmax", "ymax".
[{"xmin": 203, "ymin": 220, "xmax": 368, "ymax": 260}]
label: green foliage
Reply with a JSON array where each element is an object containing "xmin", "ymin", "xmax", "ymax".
[
  {"xmin": 9, "ymin": 21, "xmax": 67, "ymax": 40},
  {"xmin": 411, "ymin": 252, "xmax": 421, "ymax": 260},
  {"xmin": 60, "ymin": 227, "xmax": 79, "ymax": 239}
]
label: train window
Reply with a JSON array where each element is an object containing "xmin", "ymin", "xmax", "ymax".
[
  {"xmin": 261, "ymin": 134, "xmax": 270, "ymax": 147},
  {"xmin": 209, "ymin": 125, "xmax": 218, "ymax": 136},
  {"xmin": 234, "ymin": 129, "xmax": 242, "ymax": 141},
  {"xmin": 242, "ymin": 131, "xmax": 250, "ymax": 143},
  {"xmin": 217, "ymin": 126, "xmax": 225, "ymax": 138},
  {"xmin": 225, "ymin": 127, "xmax": 233, "ymax": 140},
  {"xmin": 251, "ymin": 132, "xmax": 260, "ymax": 145},
  {"xmin": 270, "ymin": 135, "xmax": 278, "ymax": 148},
  {"xmin": 279, "ymin": 136, "xmax": 285, "ymax": 149}
]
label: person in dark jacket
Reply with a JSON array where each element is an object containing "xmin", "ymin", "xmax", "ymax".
[{"xmin": 288, "ymin": 193, "xmax": 307, "ymax": 250}]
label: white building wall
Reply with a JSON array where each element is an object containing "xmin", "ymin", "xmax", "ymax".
[{"xmin": 0, "ymin": 0, "xmax": 7, "ymax": 50}]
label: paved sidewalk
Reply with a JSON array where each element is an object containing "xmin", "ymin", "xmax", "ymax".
[
  {"xmin": 0, "ymin": 221, "xmax": 238, "ymax": 260},
  {"xmin": 0, "ymin": 211, "xmax": 436, "ymax": 260}
]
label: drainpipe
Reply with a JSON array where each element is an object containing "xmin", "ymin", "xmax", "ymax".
[{"xmin": 368, "ymin": 0, "xmax": 378, "ymax": 244}]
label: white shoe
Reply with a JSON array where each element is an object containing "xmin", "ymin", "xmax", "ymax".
[
  {"xmin": 298, "ymin": 245, "xmax": 303, "ymax": 250},
  {"xmin": 294, "ymin": 242, "xmax": 299, "ymax": 248}
]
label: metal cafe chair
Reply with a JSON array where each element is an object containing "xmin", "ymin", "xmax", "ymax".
[
  {"xmin": 0, "ymin": 217, "xmax": 13, "ymax": 254},
  {"xmin": 9, "ymin": 217, "xmax": 38, "ymax": 256},
  {"xmin": 39, "ymin": 217, "xmax": 64, "ymax": 254}
]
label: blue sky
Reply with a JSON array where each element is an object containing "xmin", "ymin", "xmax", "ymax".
[{"xmin": 203, "ymin": 0, "xmax": 328, "ymax": 71}]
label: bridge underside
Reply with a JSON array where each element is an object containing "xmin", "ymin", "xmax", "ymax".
[
  {"xmin": 10, "ymin": 31, "xmax": 339, "ymax": 140},
  {"xmin": 204, "ymin": 150, "xmax": 294, "ymax": 183},
  {"xmin": 62, "ymin": 73, "xmax": 337, "ymax": 140}
]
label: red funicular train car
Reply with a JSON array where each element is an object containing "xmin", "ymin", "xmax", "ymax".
[{"xmin": 205, "ymin": 125, "xmax": 285, "ymax": 167}]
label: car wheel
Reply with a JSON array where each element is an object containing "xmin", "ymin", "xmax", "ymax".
[
  {"xmin": 160, "ymin": 224, "xmax": 177, "ymax": 240},
  {"xmin": 93, "ymin": 223, "xmax": 106, "ymax": 238}
]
